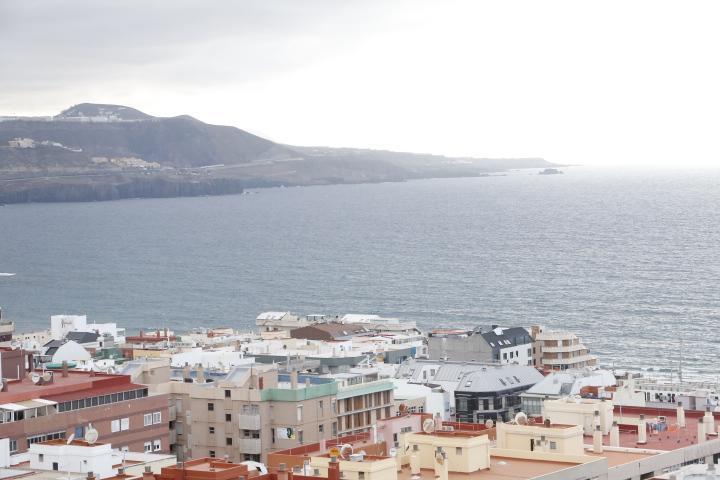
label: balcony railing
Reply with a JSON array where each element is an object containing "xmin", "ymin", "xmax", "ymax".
[
  {"xmin": 238, "ymin": 414, "xmax": 261, "ymax": 430},
  {"xmin": 239, "ymin": 438, "xmax": 262, "ymax": 454}
]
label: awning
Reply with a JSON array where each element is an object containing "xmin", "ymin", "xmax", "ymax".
[{"xmin": 0, "ymin": 399, "xmax": 57, "ymax": 411}]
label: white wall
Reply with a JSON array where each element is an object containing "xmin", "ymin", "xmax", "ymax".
[
  {"xmin": 50, "ymin": 315, "xmax": 87, "ymax": 340},
  {"xmin": 499, "ymin": 343, "xmax": 533, "ymax": 366}
]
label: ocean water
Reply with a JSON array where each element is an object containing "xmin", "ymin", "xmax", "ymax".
[{"xmin": 1, "ymin": 167, "xmax": 719, "ymax": 379}]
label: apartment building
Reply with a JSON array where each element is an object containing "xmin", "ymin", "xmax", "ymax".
[
  {"xmin": 164, "ymin": 364, "xmax": 338, "ymax": 463},
  {"xmin": 0, "ymin": 350, "xmax": 169, "ymax": 455},
  {"xmin": 530, "ymin": 325, "xmax": 598, "ymax": 371},
  {"xmin": 427, "ymin": 327, "xmax": 533, "ymax": 365},
  {"xmin": 331, "ymin": 369, "xmax": 395, "ymax": 436}
]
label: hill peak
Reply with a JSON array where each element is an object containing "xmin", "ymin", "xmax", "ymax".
[{"xmin": 56, "ymin": 103, "xmax": 153, "ymax": 121}]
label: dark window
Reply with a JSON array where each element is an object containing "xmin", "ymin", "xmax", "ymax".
[
  {"xmin": 226, "ymin": 437, "xmax": 232, "ymax": 446},
  {"xmin": 225, "ymin": 413, "xmax": 232, "ymax": 422},
  {"xmin": 225, "ymin": 390, "xmax": 231, "ymax": 398},
  {"xmin": 52, "ymin": 463, "xmax": 59, "ymax": 471},
  {"xmin": 209, "ymin": 450, "xmax": 215, "ymax": 458},
  {"xmin": 208, "ymin": 403, "xmax": 214, "ymax": 411},
  {"xmin": 209, "ymin": 427, "xmax": 215, "ymax": 434}
]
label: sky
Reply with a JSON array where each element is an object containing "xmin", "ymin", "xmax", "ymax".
[{"xmin": 1, "ymin": 0, "xmax": 719, "ymax": 168}]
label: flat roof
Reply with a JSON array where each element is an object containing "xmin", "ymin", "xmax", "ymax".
[
  {"xmin": 396, "ymin": 457, "xmax": 583, "ymax": 480},
  {"xmin": 600, "ymin": 412, "xmax": 712, "ymax": 450},
  {"xmin": 0, "ymin": 371, "xmax": 138, "ymax": 404},
  {"xmin": 584, "ymin": 448, "xmax": 657, "ymax": 467}
]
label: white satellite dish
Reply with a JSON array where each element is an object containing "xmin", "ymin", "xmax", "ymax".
[
  {"xmin": 389, "ymin": 447, "xmax": 398, "ymax": 457},
  {"xmin": 485, "ymin": 419, "xmax": 495, "ymax": 429},
  {"xmin": 240, "ymin": 461, "xmax": 267, "ymax": 474},
  {"xmin": 514, "ymin": 412, "xmax": 528, "ymax": 426},
  {"xmin": 85, "ymin": 424, "xmax": 99, "ymax": 444},
  {"xmin": 31, "ymin": 372, "xmax": 41, "ymax": 384},
  {"xmin": 42, "ymin": 371, "xmax": 53, "ymax": 382},
  {"xmin": 340, "ymin": 444, "xmax": 353, "ymax": 459},
  {"xmin": 66, "ymin": 433, "xmax": 76, "ymax": 445},
  {"xmin": 422, "ymin": 418, "xmax": 436, "ymax": 434}
]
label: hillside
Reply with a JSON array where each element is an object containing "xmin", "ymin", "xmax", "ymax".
[{"xmin": 0, "ymin": 104, "xmax": 556, "ymax": 203}]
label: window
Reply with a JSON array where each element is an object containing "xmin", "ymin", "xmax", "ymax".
[
  {"xmin": 226, "ymin": 437, "xmax": 232, "ymax": 446},
  {"xmin": 456, "ymin": 447, "xmax": 462, "ymax": 455},
  {"xmin": 144, "ymin": 441, "xmax": 152, "ymax": 453},
  {"xmin": 144, "ymin": 413, "xmax": 153, "ymax": 426},
  {"xmin": 208, "ymin": 402, "xmax": 215, "ymax": 411},
  {"xmin": 332, "ymin": 422, "xmax": 337, "ymax": 437},
  {"xmin": 319, "ymin": 424, "xmax": 324, "ymax": 433},
  {"xmin": 153, "ymin": 411, "xmax": 162, "ymax": 424},
  {"xmin": 225, "ymin": 390, "xmax": 231, "ymax": 398},
  {"xmin": 297, "ymin": 405, "xmax": 303, "ymax": 422},
  {"xmin": 111, "ymin": 419, "xmax": 120, "ymax": 432},
  {"xmin": 209, "ymin": 426, "xmax": 215, "ymax": 434},
  {"xmin": 503, "ymin": 352, "xmax": 507, "ymax": 360},
  {"xmin": 298, "ymin": 429, "xmax": 304, "ymax": 444},
  {"xmin": 319, "ymin": 400, "xmax": 324, "ymax": 415},
  {"xmin": 39, "ymin": 454, "xmax": 44, "ymax": 462},
  {"xmin": 225, "ymin": 413, "xmax": 232, "ymax": 422},
  {"xmin": 332, "ymin": 399, "xmax": 337, "ymax": 414},
  {"xmin": 412, "ymin": 445, "xmax": 419, "ymax": 452},
  {"xmin": 153, "ymin": 439, "xmax": 161, "ymax": 452},
  {"xmin": 209, "ymin": 450, "xmax": 216, "ymax": 458},
  {"xmin": 549, "ymin": 441, "xmax": 557, "ymax": 450},
  {"xmin": 121, "ymin": 418, "xmax": 129, "ymax": 430},
  {"xmin": 358, "ymin": 473, "xmax": 365, "ymax": 480}
]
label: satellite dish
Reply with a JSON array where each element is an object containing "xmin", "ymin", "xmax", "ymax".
[
  {"xmin": 485, "ymin": 419, "xmax": 495, "ymax": 429},
  {"xmin": 42, "ymin": 371, "xmax": 53, "ymax": 382},
  {"xmin": 422, "ymin": 418, "xmax": 436, "ymax": 434},
  {"xmin": 85, "ymin": 424, "xmax": 99, "ymax": 444},
  {"xmin": 435, "ymin": 451, "xmax": 445, "ymax": 465},
  {"xmin": 389, "ymin": 447, "xmax": 398, "ymax": 457},
  {"xmin": 30, "ymin": 372, "xmax": 41, "ymax": 384},
  {"xmin": 340, "ymin": 444, "xmax": 353, "ymax": 459},
  {"xmin": 240, "ymin": 461, "xmax": 267, "ymax": 474},
  {"xmin": 67, "ymin": 433, "xmax": 76, "ymax": 445},
  {"xmin": 514, "ymin": 412, "xmax": 528, "ymax": 425}
]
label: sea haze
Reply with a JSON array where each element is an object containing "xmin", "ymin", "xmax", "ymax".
[{"xmin": 1, "ymin": 167, "xmax": 719, "ymax": 378}]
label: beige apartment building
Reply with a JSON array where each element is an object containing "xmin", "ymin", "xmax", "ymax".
[
  {"xmin": 162, "ymin": 364, "xmax": 338, "ymax": 463},
  {"xmin": 530, "ymin": 325, "xmax": 597, "ymax": 371},
  {"xmin": 336, "ymin": 379, "xmax": 395, "ymax": 436}
]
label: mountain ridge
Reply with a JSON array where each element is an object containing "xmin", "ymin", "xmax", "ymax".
[{"xmin": 0, "ymin": 103, "xmax": 556, "ymax": 203}]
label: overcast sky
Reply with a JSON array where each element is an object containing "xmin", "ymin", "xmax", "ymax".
[{"xmin": 1, "ymin": 0, "xmax": 719, "ymax": 167}]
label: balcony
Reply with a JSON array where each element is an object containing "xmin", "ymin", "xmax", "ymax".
[
  {"xmin": 169, "ymin": 430, "xmax": 177, "ymax": 445},
  {"xmin": 238, "ymin": 414, "xmax": 261, "ymax": 430},
  {"xmin": 168, "ymin": 405, "xmax": 177, "ymax": 422},
  {"xmin": 541, "ymin": 344, "xmax": 587, "ymax": 354},
  {"xmin": 542, "ymin": 354, "xmax": 597, "ymax": 366},
  {"xmin": 239, "ymin": 438, "xmax": 262, "ymax": 454}
]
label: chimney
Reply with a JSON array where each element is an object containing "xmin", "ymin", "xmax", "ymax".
[
  {"xmin": 410, "ymin": 453, "xmax": 421, "ymax": 480},
  {"xmin": 61, "ymin": 360, "xmax": 69, "ymax": 377},
  {"xmin": 637, "ymin": 414, "xmax": 647, "ymax": 445},
  {"xmin": 328, "ymin": 458, "xmax": 340, "ymax": 480},
  {"xmin": 434, "ymin": 449, "xmax": 448, "ymax": 480},
  {"xmin": 698, "ymin": 417, "xmax": 706, "ymax": 444},
  {"xmin": 290, "ymin": 369, "xmax": 298, "ymax": 389},
  {"xmin": 704, "ymin": 406, "xmax": 715, "ymax": 435},
  {"xmin": 142, "ymin": 466, "xmax": 155, "ymax": 480},
  {"xmin": 593, "ymin": 410, "xmax": 600, "ymax": 430},
  {"xmin": 195, "ymin": 364, "xmax": 205, "ymax": 384},
  {"xmin": 182, "ymin": 363, "xmax": 191, "ymax": 382},
  {"xmin": 610, "ymin": 421, "xmax": 620, "ymax": 447},
  {"xmin": 593, "ymin": 425, "xmax": 603, "ymax": 453},
  {"xmin": 277, "ymin": 464, "xmax": 289, "ymax": 480},
  {"xmin": 677, "ymin": 402, "xmax": 686, "ymax": 428}
]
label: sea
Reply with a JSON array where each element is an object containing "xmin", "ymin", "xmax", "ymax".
[{"xmin": 1, "ymin": 167, "xmax": 719, "ymax": 380}]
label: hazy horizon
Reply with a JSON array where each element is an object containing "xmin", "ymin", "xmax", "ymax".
[{"xmin": 2, "ymin": 0, "xmax": 719, "ymax": 168}]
